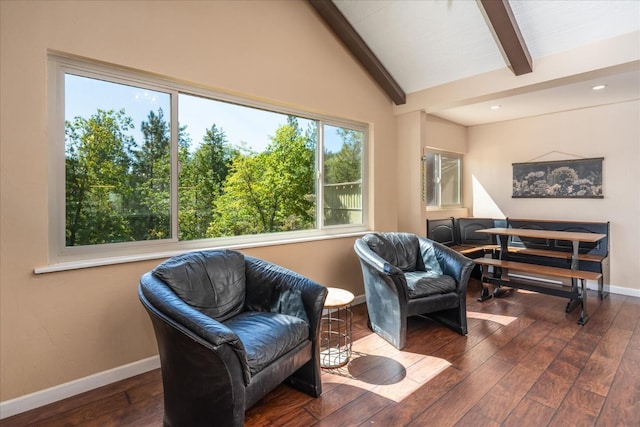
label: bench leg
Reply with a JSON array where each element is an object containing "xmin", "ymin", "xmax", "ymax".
[
  {"xmin": 478, "ymin": 283, "xmax": 492, "ymax": 301},
  {"xmin": 598, "ymin": 277, "xmax": 609, "ymax": 301},
  {"xmin": 577, "ymin": 278, "xmax": 589, "ymax": 325},
  {"xmin": 478, "ymin": 265, "xmax": 493, "ymax": 301}
]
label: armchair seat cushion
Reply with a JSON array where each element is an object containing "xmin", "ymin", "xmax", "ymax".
[
  {"xmin": 225, "ymin": 311, "xmax": 310, "ymax": 375},
  {"xmin": 404, "ymin": 272, "xmax": 456, "ymax": 298}
]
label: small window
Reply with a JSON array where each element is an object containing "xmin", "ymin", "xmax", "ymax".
[{"xmin": 424, "ymin": 150, "xmax": 462, "ymax": 208}]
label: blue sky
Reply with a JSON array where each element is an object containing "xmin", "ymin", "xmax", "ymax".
[{"xmin": 65, "ymin": 74, "xmax": 345, "ymax": 153}]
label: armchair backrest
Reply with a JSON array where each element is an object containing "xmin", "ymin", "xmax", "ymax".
[
  {"xmin": 151, "ymin": 249, "xmax": 246, "ymax": 321},
  {"xmin": 362, "ymin": 232, "xmax": 420, "ymax": 272}
]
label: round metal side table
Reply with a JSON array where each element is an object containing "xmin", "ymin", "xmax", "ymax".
[{"xmin": 320, "ymin": 287, "xmax": 354, "ymax": 368}]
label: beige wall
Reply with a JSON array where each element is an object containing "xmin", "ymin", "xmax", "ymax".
[
  {"xmin": 465, "ymin": 101, "xmax": 640, "ymax": 290},
  {"xmin": 0, "ymin": 1, "xmax": 398, "ymax": 401},
  {"xmin": 396, "ymin": 111, "xmax": 423, "ymax": 234}
]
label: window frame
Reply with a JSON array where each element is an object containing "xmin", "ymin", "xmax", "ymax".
[
  {"xmin": 423, "ymin": 148, "xmax": 463, "ymax": 209},
  {"xmin": 45, "ymin": 53, "xmax": 368, "ymax": 270}
]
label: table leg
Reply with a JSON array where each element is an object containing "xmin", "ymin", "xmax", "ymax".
[
  {"xmin": 566, "ymin": 240, "xmax": 580, "ymax": 313},
  {"xmin": 492, "ymin": 235, "xmax": 511, "ymax": 297}
]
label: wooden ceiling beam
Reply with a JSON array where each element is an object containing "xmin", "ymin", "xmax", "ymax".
[
  {"xmin": 308, "ymin": 0, "xmax": 406, "ymax": 105},
  {"xmin": 480, "ymin": 0, "xmax": 533, "ymax": 75}
]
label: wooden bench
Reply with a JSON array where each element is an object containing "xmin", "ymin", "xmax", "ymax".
[
  {"xmin": 474, "ymin": 258, "xmax": 602, "ymax": 282},
  {"xmin": 505, "ymin": 218, "xmax": 610, "ymax": 286},
  {"xmin": 474, "ymin": 257, "xmax": 604, "ymax": 325},
  {"xmin": 504, "ymin": 246, "xmax": 605, "ymax": 263}
]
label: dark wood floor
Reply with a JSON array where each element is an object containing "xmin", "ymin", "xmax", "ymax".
[{"xmin": 3, "ymin": 280, "xmax": 639, "ymax": 426}]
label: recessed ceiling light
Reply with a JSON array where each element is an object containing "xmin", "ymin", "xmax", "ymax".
[
  {"xmin": 490, "ymin": 105, "xmax": 501, "ymax": 110},
  {"xmin": 592, "ymin": 84, "xmax": 607, "ymax": 91}
]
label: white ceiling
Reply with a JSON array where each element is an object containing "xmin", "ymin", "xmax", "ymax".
[{"xmin": 333, "ymin": 0, "xmax": 640, "ymax": 126}]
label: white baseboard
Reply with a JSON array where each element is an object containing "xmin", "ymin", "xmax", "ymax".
[
  {"xmin": 0, "ymin": 356, "xmax": 160, "ymax": 420},
  {"xmin": 607, "ymin": 284, "xmax": 640, "ymax": 298}
]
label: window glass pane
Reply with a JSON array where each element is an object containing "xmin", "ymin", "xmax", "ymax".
[
  {"xmin": 65, "ymin": 74, "xmax": 171, "ymax": 246},
  {"xmin": 425, "ymin": 152, "xmax": 438, "ymax": 207},
  {"xmin": 440, "ymin": 156, "xmax": 461, "ymax": 206},
  {"xmin": 425, "ymin": 151, "xmax": 461, "ymax": 208},
  {"xmin": 323, "ymin": 125, "xmax": 363, "ymax": 226},
  {"xmin": 178, "ymin": 94, "xmax": 317, "ymax": 239}
]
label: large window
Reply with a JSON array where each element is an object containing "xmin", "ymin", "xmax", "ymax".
[
  {"xmin": 48, "ymin": 55, "xmax": 366, "ymax": 265},
  {"xmin": 424, "ymin": 149, "xmax": 461, "ymax": 208}
]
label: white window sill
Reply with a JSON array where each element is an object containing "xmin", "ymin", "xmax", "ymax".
[{"xmin": 34, "ymin": 231, "xmax": 369, "ymax": 274}]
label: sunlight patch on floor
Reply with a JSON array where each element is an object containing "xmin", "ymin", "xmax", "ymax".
[
  {"xmin": 467, "ymin": 310, "xmax": 517, "ymax": 325},
  {"xmin": 321, "ymin": 333, "xmax": 451, "ymax": 403}
]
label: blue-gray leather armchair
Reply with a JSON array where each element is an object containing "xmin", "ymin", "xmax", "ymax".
[
  {"xmin": 354, "ymin": 233, "xmax": 474, "ymax": 350},
  {"xmin": 139, "ymin": 249, "xmax": 327, "ymax": 427}
]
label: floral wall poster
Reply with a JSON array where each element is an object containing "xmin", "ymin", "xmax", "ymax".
[{"xmin": 512, "ymin": 157, "xmax": 604, "ymax": 198}]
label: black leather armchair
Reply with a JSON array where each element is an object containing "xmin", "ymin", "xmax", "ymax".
[
  {"xmin": 354, "ymin": 233, "xmax": 474, "ymax": 349},
  {"xmin": 138, "ymin": 249, "xmax": 328, "ymax": 427}
]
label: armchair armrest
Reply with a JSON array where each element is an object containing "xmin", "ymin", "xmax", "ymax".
[
  {"xmin": 421, "ymin": 238, "xmax": 474, "ymax": 291},
  {"xmin": 354, "ymin": 238, "xmax": 409, "ymax": 301},
  {"xmin": 354, "ymin": 238, "xmax": 403, "ymax": 276},
  {"xmin": 244, "ymin": 257, "xmax": 327, "ymax": 341}
]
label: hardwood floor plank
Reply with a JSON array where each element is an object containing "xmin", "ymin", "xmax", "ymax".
[
  {"xmin": 248, "ymin": 401, "xmax": 318, "ymax": 427},
  {"xmin": 314, "ymin": 389, "xmax": 391, "ymax": 427},
  {"xmin": 548, "ymin": 387, "xmax": 605, "ymax": 427},
  {"xmin": 357, "ymin": 366, "xmax": 468, "ymax": 427},
  {"xmin": 79, "ymin": 393, "xmax": 164, "ymax": 427},
  {"xmin": 0, "ymin": 370, "xmax": 161, "ymax": 426},
  {"xmin": 573, "ymin": 326, "xmax": 632, "ymax": 396},
  {"xmin": 580, "ymin": 293, "xmax": 626, "ymax": 337},
  {"xmin": 526, "ymin": 370, "xmax": 574, "ymax": 410},
  {"xmin": 303, "ymin": 382, "xmax": 368, "ymax": 420},
  {"xmin": 527, "ymin": 330, "xmax": 601, "ymax": 409},
  {"xmin": 406, "ymin": 356, "xmax": 514, "ymax": 426},
  {"xmin": 492, "ymin": 319, "xmax": 555, "ymax": 364},
  {"xmin": 449, "ymin": 316, "xmax": 535, "ymax": 373},
  {"xmin": 246, "ymin": 383, "xmax": 316, "ymax": 426},
  {"xmin": 502, "ymin": 397, "xmax": 556, "ymax": 427},
  {"xmin": 624, "ymin": 321, "xmax": 640, "ymax": 362},
  {"xmin": 548, "ymin": 331, "xmax": 601, "ymax": 379},
  {"xmin": 610, "ymin": 296, "xmax": 640, "ymax": 332},
  {"xmin": 473, "ymin": 336, "xmax": 565, "ymax": 423},
  {"xmin": 27, "ymin": 392, "xmax": 131, "ymax": 427},
  {"xmin": 454, "ymin": 409, "xmax": 500, "ymax": 427},
  {"xmin": 596, "ymin": 357, "xmax": 640, "ymax": 426},
  {"xmin": 546, "ymin": 316, "xmax": 581, "ymax": 342}
]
